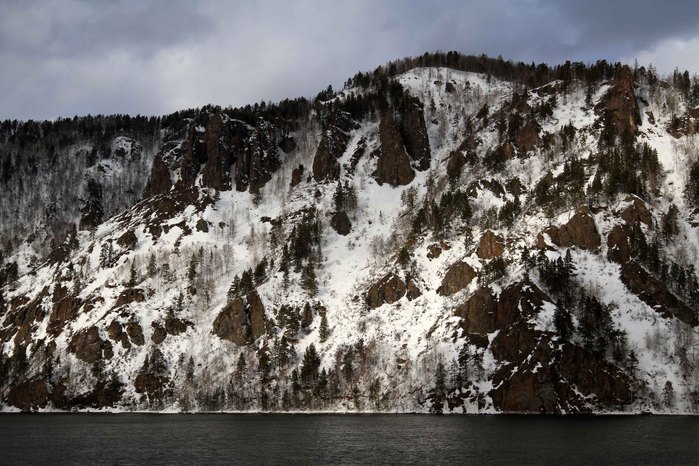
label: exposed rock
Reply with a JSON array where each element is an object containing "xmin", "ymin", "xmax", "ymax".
[
  {"xmin": 212, "ymin": 290, "xmax": 266, "ymax": 345},
  {"xmin": 539, "ymin": 206, "xmax": 601, "ymax": 251},
  {"xmin": 290, "ymin": 164, "xmax": 304, "ymax": 188},
  {"xmin": 427, "ymin": 242, "xmax": 450, "ymax": 259},
  {"xmin": 151, "ymin": 322, "xmax": 167, "ymax": 344},
  {"xmin": 49, "ymin": 285, "xmax": 82, "ymax": 336},
  {"xmin": 330, "ymin": 210, "xmax": 352, "ymax": 236},
  {"xmin": 178, "ymin": 125, "xmax": 207, "ymax": 189},
  {"xmin": 312, "ymin": 126, "xmax": 350, "ymax": 182},
  {"xmin": 438, "ymin": 262, "xmax": 476, "ymax": 296},
  {"xmin": 400, "ymin": 101, "xmax": 431, "ymax": 171},
  {"xmin": 114, "ymin": 288, "xmax": 146, "ymax": 308},
  {"xmin": 372, "ymin": 111, "xmax": 415, "ymax": 187},
  {"xmin": 620, "ymin": 261, "xmax": 697, "ymax": 326},
  {"xmin": 164, "ymin": 317, "xmax": 193, "ymax": 336},
  {"xmin": 597, "ymin": 65, "xmax": 641, "ymax": 136},
  {"xmin": 69, "ymin": 326, "xmax": 113, "ymax": 364},
  {"xmin": 134, "ymin": 373, "xmax": 169, "ymax": 400},
  {"xmin": 235, "ymin": 119, "xmax": 280, "ymax": 194},
  {"xmin": 201, "ymin": 114, "xmax": 248, "ymax": 191},
  {"xmin": 467, "ymin": 179, "xmax": 505, "ymax": 198},
  {"xmin": 143, "ymin": 154, "xmax": 173, "ymax": 198},
  {"xmin": 279, "ymin": 136, "xmax": 296, "ymax": 153},
  {"xmin": 116, "ymin": 229, "xmax": 137, "ymax": 249},
  {"xmin": 406, "ymin": 278, "xmax": 422, "ymax": 301},
  {"xmin": 446, "ymin": 151, "xmax": 467, "ymax": 180},
  {"xmin": 476, "ymin": 230, "xmax": 505, "ymax": 259},
  {"xmin": 7, "ymin": 378, "xmax": 49, "ymax": 411},
  {"xmin": 607, "ymin": 225, "xmax": 632, "ymax": 264},
  {"xmin": 490, "ymin": 323, "xmax": 633, "ymax": 413},
  {"xmin": 514, "ymin": 119, "xmax": 540, "ymax": 152},
  {"xmin": 455, "ymin": 282, "xmax": 548, "ymax": 335},
  {"xmin": 195, "ymin": 218, "xmax": 209, "ymax": 232},
  {"xmin": 366, "ymin": 273, "xmax": 407, "ymax": 309},
  {"xmin": 126, "ymin": 321, "xmax": 145, "ymax": 346},
  {"xmin": 619, "ymin": 196, "xmax": 652, "ymax": 227}
]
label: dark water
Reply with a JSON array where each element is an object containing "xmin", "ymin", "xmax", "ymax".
[{"xmin": 0, "ymin": 414, "xmax": 697, "ymax": 465}]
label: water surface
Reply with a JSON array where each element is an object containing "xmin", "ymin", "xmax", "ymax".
[{"xmin": 0, "ymin": 414, "xmax": 696, "ymax": 465}]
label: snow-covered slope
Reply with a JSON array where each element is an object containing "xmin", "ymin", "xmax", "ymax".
[{"xmin": 1, "ymin": 58, "xmax": 698, "ymax": 414}]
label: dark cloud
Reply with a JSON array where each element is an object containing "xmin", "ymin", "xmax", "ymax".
[{"xmin": 2, "ymin": 0, "xmax": 699, "ymax": 121}]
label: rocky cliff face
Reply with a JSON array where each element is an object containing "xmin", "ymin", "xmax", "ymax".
[{"xmin": 1, "ymin": 57, "xmax": 698, "ymax": 414}]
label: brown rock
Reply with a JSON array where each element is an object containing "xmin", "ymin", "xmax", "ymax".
[
  {"xmin": 597, "ymin": 65, "xmax": 641, "ymax": 136},
  {"xmin": 115, "ymin": 288, "xmax": 146, "ymax": 308},
  {"xmin": 446, "ymin": 151, "xmax": 467, "ymax": 181},
  {"xmin": 438, "ymin": 262, "xmax": 476, "ymax": 296},
  {"xmin": 400, "ymin": 101, "xmax": 431, "ymax": 171},
  {"xmin": 366, "ymin": 273, "xmax": 407, "ymax": 309},
  {"xmin": 235, "ymin": 119, "xmax": 280, "ymax": 194},
  {"xmin": 330, "ymin": 210, "xmax": 352, "ymax": 236},
  {"xmin": 212, "ymin": 289, "xmax": 266, "ymax": 345},
  {"xmin": 7, "ymin": 378, "xmax": 49, "ymax": 411},
  {"xmin": 620, "ymin": 261, "xmax": 697, "ymax": 326},
  {"xmin": 164, "ymin": 317, "xmax": 192, "ymax": 336},
  {"xmin": 476, "ymin": 230, "xmax": 505, "ymax": 259},
  {"xmin": 116, "ymin": 229, "xmax": 137, "ymax": 249},
  {"xmin": 290, "ymin": 164, "xmax": 304, "ymax": 188},
  {"xmin": 69, "ymin": 326, "xmax": 113, "ymax": 364},
  {"xmin": 201, "ymin": 114, "xmax": 248, "ymax": 191},
  {"xmin": 490, "ymin": 324, "xmax": 633, "ymax": 413},
  {"xmin": 372, "ymin": 111, "xmax": 415, "ymax": 187},
  {"xmin": 542, "ymin": 206, "xmax": 601, "ymax": 251},
  {"xmin": 406, "ymin": 278, "xmax": 422, "ymax": 301},
  {"xmin": 126, "ymin": 321, "xmax": 145, "ymax": 346},
  {"xmin": 607, "ymin": 225, "xmax": 632, "ymax": 264},
  {"xmin": 514, "ymin": 119, "xmax": 540, "ymax": 152},
  {"xmin": 312, "ymin": 126, "xmax": 350, "ymax": 182},
  {"xmin": 151, "ymin": 323, "xmax": 167, "ymax": 344},
  {"xmin": 195, "ymin": 218, "xmax": 209, "ymax": 232},
  {"xmin": 49, "ymin": 286, "xmax": 82, "ymax": 336},
  {"xmin": 455, "ymin": 282, "xmax": 548, "ymax": 335},
  {"xmin": 619, "ymin": 196, "xmax": 652, "ymax": 227},
  {"xmin": 143, "ymin": 154, "xmax": 173, "ymax": 198}
]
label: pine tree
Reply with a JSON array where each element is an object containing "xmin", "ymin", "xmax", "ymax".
[
  {"xmin": 147, "ymin": 253, "xmax": 157, "ymax": 278},
  {"xmin": 319, "ymin": 313, "xmax": 329, "ymax": 342},
  {"xmin": 662, "ymin": 380, "xmax": 675, "ymax": 407},
  {"xmin": 301, "ymin": 261, "xmax": 318, "ymax": 297},
  {"xmin": 187, "ymin": 254, "xmax": 197, "ymax": 294},
  {"xmin": 235, "ymin": 353, "xmax": 246, "ymax": 382},
  {"xmin": 127, "ymin": 259, "xmax": 137, "ymax": 288}
]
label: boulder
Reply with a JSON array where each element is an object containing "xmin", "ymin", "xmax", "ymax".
[
  {"xmin": 619, "ymin": 196, "xmax": 652, "ymax": 227},
  {"xmin": 438, "ymin": 262, "xmax": 476, "ymax": 296},
  {"xmin": 126, "ymin": 321, "xmax": 145, "ymax": 346},
  {"xmin": 607, "ymin": 225, "xmax": 632, "ymax": 264},
  {"xmin": 143, "ymin": 154, "xmax": 172, "ymax": 198},
  {"xmin": 366, "ymin": 273, "xmax": 407, "ymax": 309},
  {"xmin": 476, "ymin": 230, "xmax": 505, "ymax": 259},
  {"xmin": 212, "ymin": 289, "xmax": 266, "ymax": 345},
  {"xmin": 330, "ymin": 211, "xmax": 352, "ymax": 236},
  {"xmin": 114, "ymin": 288, "xmax": 146, "ymax": 308}
]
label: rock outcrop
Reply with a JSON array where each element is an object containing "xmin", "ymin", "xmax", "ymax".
[
  {"xmin": 400, "ymin": 101, "xmax": 431, "ymax": 171},
  {"xmin": 598, "ymin": 65, "xmax": 641, "ymax": 136},
  {"xmin": 438, "ymin": 262, "xmax": 476, "ymax": 296},
  {"xmin": 514, "ymin": 119, "xmax": 540, "ymax": 152},
  {"xmin": 538, "ymin": 206, "xmax": 601, "ymax": 251},
  {"xmin": 235, "ymin": 120, "xmax": 280, "ymax": 194},
  {"xmin": 620, "ymin": 261, "xmax": 697, "ymax": 326},
  {"xmin": 213, "ymin": 290, "xmax": 266, "ymax": 345},
  {"xmin": 372, "ymin": 111, "xmax": 415, "ymax": 187},
  {"xmin": 69, "ymin": 326, "xmax": 113, "ymax": 364},
  {"xmin": 365, "ymin": 272, "xmax": 421, "ymax": 309},
  {"xmin": 312, "ymin": 126, "xmax": 350, "ymax": 182},
  {"xmin": 330, "ymin": 210, "xmax": 352, "ymax": 236},
  {"xmin": 476, "ymin": 230, "xmax": 505, "ymax": 259}
]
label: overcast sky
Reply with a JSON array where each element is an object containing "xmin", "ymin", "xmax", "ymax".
[{"xmin": 2, "ymin": 0, "xmax": 699, "ymax": 121}]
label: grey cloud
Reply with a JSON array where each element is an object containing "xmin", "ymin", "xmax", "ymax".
[{"xmin": 2, "ymin": 0, "xmax": 699, "ymax": 121}]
